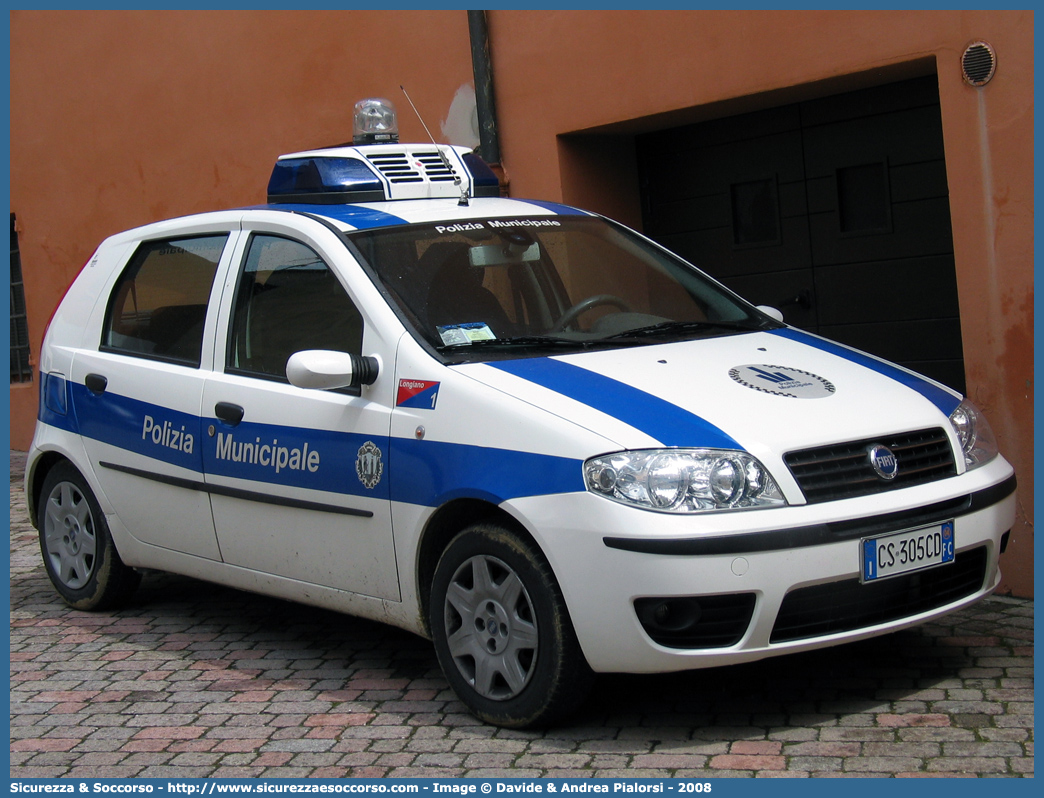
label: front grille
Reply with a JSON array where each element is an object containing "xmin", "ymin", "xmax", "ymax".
[
  {"xmin": 770, "ymin": 545, "xmax": 987, "ymax": 643},
  {"xmin": 785, "ymin": 428, "xmax": 956, "ymax": 503},
  {"xmin": 635, "ymin": 593, "xmax": 756, "ymax": 649},
  {"xmin": 365, "ymin": 149, "xmax": 459, "ymax": 185}
]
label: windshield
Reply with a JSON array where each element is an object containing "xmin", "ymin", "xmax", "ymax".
[{"xmin": 348, "ymin": 215, "xmax": 779, "ymax": 360}]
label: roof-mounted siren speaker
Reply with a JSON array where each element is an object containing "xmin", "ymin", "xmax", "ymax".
[
  {"xmin": 962, "ymin": 41, "xmax": 997, "ymax": 87},
  {"xmin": 353, "ymin": 98, "xmax": 399, "ymax": 144}
]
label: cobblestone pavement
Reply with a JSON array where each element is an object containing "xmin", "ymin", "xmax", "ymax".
[{"xmin": 10, "ymin": 452, "xmax": 1034, "ymax": 779}]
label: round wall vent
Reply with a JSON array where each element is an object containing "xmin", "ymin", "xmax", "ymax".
[{"xmin": 962, "ymin": 41, "xmax": 997, "ymax": 86}]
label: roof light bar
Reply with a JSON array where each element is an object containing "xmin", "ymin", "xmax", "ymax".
[
  {"xmin": 267, "ymin": 157, "xmax": 386, "ymax": 204},
  {"xmin": 267, "ymin": 148, "xmax": 501, "ymax": 204},
  {"xmin": 461, "ymin": 153, "xmax": 501, "ymax": 194},
  {"xmin": 266, "ymin": 98, "xmax": 501, "ymax": 204}
]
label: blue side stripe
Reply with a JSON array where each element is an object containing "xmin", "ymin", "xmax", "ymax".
[
  {"xmin": 70, "ymin": 382, "xmax": 204, "ymax": 472},
  {"xmin": 489, "ymin": 357, "xmax": 740, "ymax": 450},
  {"xmin": 260, "ymin": 203, "xmax": 409, "ymax": 230},
  {"xmin": 390, "ymin": 439, "xmax": 584, "ymax": 506},
  {"xmin": 202, "ymin": 419, "xmax": 392, "ymax": 500},
  {"xmin": 38, "ymin": 373, "xmax": 77, "ymax": 434},
  {"xmin": 54, "ymin": 380, "xmax": 580, "ymax": 506},
  {"xmin": 768, "ymin": 328, "xmax": 961, "ymax": 415}
]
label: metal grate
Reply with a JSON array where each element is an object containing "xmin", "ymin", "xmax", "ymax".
[
  {"xmin": 785, "ymin": 428, "xmax": 956, "ymax": 504},
  {"xmin": 365, "ymin": 148, "xmax": 459, "ymax": 185},
  {"xmin": 770, "ymin": 546, "xmax": 987, "ymax": 643},
  {"xmin": 10, "ymin": 214, "xmax": 32, "ymax": 383},
  {"xmin": 962, "ymin": 41, "xmax": 997, "ymax": 87}
]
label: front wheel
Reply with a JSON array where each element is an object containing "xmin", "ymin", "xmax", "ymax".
[
  {"xmin": 38, "ymin": 462, "xmax": 141, "ymax": 610},
  {"xmin": 430, "ymin": 520, "xmax": 592, "ymax": 726},
  {"xmin": 430, "ymin": 523, "xmax": 592, "ymax": 728}
]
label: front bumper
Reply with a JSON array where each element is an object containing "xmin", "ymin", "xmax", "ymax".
[{"xmin": 508, "ymin": 456, "xmax": 1016, "ymax": 673}]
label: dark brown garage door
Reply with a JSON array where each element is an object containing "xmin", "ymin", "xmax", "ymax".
[{"xmin": 637, "ymin": 76, "xmax": 965, "ymax": 394}]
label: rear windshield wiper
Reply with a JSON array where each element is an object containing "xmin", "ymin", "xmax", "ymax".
[{"xmin": 605, "ymin": 319, "xmax": 769, "ymax": 340}]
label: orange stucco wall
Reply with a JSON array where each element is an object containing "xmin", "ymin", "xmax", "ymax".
[
  {"xmin": 9, "ymin": 10, "xmax": 1033, "ymax": 595},
  {"xmin": 482, "ymin": 9, "xmax": 1034, "ymax": 596}
]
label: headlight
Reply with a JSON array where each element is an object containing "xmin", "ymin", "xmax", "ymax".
[
  {"xmin": 949, "ymin": 399, "xmax": 999, "ymax": 470},
  {"xmin": 584, "ymin": 449, "xmax": 786, "ymax": 513}
]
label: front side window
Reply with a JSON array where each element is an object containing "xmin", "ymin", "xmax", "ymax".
[
  {"xmin": 227, "ymin": 235, "xmax": 363, "ymax": 382},
  {"xmin": 102, "ymin": 235, "xmax": 226, "ymax": 366},
  {"xmin": 349, "ymin": 216, "xmax": 778, "ymax": 361}
]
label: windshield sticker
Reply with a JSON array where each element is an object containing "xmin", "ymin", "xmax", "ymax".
[
  {"xmin": 433, "ymin": 219, "xmax": 562, "ymax": 236},
  {"xmin": 397, "ymin": 379, "xmax": 441, "ymax": 409},
  {"xmin": 434, "ymin": 222, "xmax": 487, "ymax": 235},
  {"xmin": 487, "ymin": 218, "xmax": 561, "ymax": 230},
  {"xmin": 438, "ymin": 323, "xmax": 496, "ymax": 346},
  {"xmin": 729, "ymin": 365, "xmax": 836, "ymax": 399}
]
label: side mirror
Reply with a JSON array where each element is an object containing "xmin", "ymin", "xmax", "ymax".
[
  {"xmin": 756, "ymin": 305, "xmax": 785, "ymax": 323},
  {"xmin": 286, "ymin": 350, "xmax": 379, "ymax": 390}
]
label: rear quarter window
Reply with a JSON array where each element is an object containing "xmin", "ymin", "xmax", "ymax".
[{"xmin": 101, "ymin": 235, "xmax": 227, "ymax": 366}]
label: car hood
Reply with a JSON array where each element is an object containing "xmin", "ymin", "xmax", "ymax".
[{"xmin": 454, "ymin": 327, "xmax": 963, "ymax": 466}]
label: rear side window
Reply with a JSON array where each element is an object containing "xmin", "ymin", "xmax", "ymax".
[
  {"xmin": 226, "ymin": 235, "xmax": 363, "ymax": 384},
  {"xmin": 102, "ymin": 235, "xmax": 227, "ymax": 366}
]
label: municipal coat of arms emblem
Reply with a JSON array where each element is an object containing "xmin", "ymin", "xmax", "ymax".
[{"xmin": 356, "ymin": 441, "xmax": 384, "ymax": 489}]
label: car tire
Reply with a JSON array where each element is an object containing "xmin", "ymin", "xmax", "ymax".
[
  {"xmin": 430, "ymin": 522, "xmax": 592, "ymax": 728},
  {"xmin": 38, "ymin": 462, "xmax": 141, "ymax": 611}
]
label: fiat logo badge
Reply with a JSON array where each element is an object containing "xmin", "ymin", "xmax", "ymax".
[{"xmin": 868, "ymin": 444, "xmax": 899, "ymax": 480}]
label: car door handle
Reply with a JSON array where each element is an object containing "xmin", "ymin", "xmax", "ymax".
[
  {"xmin": 215, "ymin": 402, "xmax": 245, "ymax": 426},
  {"xmin": 85, "ymin": 373, "xmax": 108, "ymax": 395}
]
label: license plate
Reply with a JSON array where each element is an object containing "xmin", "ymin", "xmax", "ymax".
[{"xmin": 861, "ymin": 521, "xmax": 955, "ymax": 582}]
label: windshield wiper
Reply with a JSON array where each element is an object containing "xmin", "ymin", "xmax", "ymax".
[
  {"xmin": 435, "ymin": 324, "xmax": 764, "ymax": 354},
  {"xmin": 435, "ymin": 334, "xmax": 652, "ymax": 354},
  {"xmin": 435, "ymin": 335, "xmax": 588, "ymax": 353},
  {"xmin": 605, "ymin": 319, "xmax": 768, "ymax": 341}
]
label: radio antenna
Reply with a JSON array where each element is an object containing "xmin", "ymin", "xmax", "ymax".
[{"xmin": 400, "ymin": 85, "xmax": 468, "ymax": 206}]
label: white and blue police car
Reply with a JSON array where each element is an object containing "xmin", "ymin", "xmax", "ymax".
[{"xmin": 26, "ymin": 99, "xmax": 1016, "ymax": 727}]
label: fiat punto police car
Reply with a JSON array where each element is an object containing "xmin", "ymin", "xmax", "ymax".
[{"xmin": 26, "ymin": 99, "xmax": 1016, "ymax": 727}]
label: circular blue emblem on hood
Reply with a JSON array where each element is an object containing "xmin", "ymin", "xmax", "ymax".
[
  {"xmin": 868, "ymin": 444, "xmax": 899, "ymax": 480},
  {"xmin": 729, "ymin": 364, "xmax": 836, "ymax": 399}
]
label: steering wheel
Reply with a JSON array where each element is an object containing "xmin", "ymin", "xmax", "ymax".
[{"xmin": 551, "ymin": 294, "xmax": 634, "ymax": 332}]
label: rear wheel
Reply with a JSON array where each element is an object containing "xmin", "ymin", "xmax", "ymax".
[
  {"xmin": 430, "ymin": 522, "xmax": 591, "ymax": 728},
  {"xmin": 38, "ymin": 462, "xmax": 141, "ymax": 610}
]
